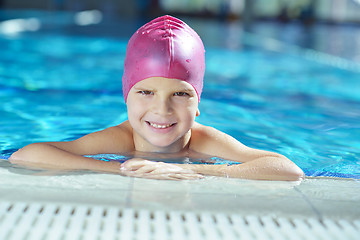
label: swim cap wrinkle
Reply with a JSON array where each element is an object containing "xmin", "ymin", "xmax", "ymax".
[{"xmin": 122, "ymin": 15, "xmax": 205, "ymax": 102}]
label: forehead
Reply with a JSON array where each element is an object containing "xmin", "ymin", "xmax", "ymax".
[{"xmin": 133, "ymin": 77, "xmax": 196, "ymax": 91}]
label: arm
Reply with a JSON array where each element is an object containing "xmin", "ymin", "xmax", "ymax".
[
  {"xmin": 120, "ymin": 158, "xmax": 204, "ymax": 180},
  {"xmin": 9, "ymin": 121, "xmax": 134, "ymax": 173},
  {"xmin": 176, "ymin": 156, "xmax": 304, "ymax": 181},
  {"xmin": 187, "ymin": 123, "xmax": 304, "ymax": 181}
]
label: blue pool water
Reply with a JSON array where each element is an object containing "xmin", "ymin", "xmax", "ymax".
[{"xmin": 1, "ymin": 11, "xmax": 359, "ymax": 178}]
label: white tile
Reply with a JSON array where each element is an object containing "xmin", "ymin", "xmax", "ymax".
[
  {"xmin": 129, "ymin": 191, "xmax": 194, "ymax": 211},
  {"xmin": 131, "ymin": 177, "xmax": 194, "ymax": 193},
  {"xmin": 0, "ymin": 167, "xmax": 133, "ymax": 206},
  {"xmin": 128, "ymin": 189, "xmax": 317, "ymax": 218},
  {"xmin": 294, "ymin": 178, "xmax": 360, "ymax": 220},
  {"xmin": 1, "ymin": 187, "xmax": 130, "ymax": 206},
  {"xmin": 0, "ymin": 167, "xmax": 132, "ymax": 191},
  {"xmin": 2, "ymin": 166, "xmax": 359, "ymax": 221},
  {"xmin": 187, "ymin": 176, "xmax": 303, "ymax": 197},
  {"xmin": 128, "ymin": 177, "xmax": 317, "ymax": 218},
  {"xmin": 309, "ymin": 199, "xmax": 360, "ymax": 220},
  {"xmin": 296, "ymin": 178, "xmax": 360, "ymax": 201}
]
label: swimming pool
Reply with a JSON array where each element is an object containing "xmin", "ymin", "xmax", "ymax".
[{"xmin": 0, "ymin": 10, "xmax": 359, "ymax": 179}]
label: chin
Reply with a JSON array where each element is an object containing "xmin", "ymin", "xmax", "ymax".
[{"xmin": 147, "ymin": 137, "xmax": 181, "ymax": 151}]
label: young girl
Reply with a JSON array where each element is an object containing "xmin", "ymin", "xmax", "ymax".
[{"xmin": 9, "ymin": 15, "xmax": 304, "ymax": 181}]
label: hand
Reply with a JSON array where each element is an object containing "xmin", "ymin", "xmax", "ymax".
[{"xmin": 120, "ymin": 158, "xmax": 203, "ymax": 180}]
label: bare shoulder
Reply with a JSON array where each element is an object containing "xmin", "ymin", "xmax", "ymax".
[
  {"xmin": 90, "ymin": 121, "xmax": 133, "ymax": 139},
  {"xmin": 190, "ymin": 122, "xmax": 282, "ymax": 162},
  {"xmin": 191, "ymin": 122, "xmax": 236, "ymax": 139},
  {"xmin": 190, "ymin": 122, "xmax": 245, "ymax": 157},
  {"xmin": 54, "ymin": 120, "xmax": 135, "ymax": 155},
  {"xmin": 78, "ymin": 121, "xmax": 134, "ymax": 151}
]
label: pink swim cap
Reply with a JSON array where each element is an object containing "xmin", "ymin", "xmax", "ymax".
[{"xmin": 122, "ymin": 15, "xmax": 205, "ymax": 102}]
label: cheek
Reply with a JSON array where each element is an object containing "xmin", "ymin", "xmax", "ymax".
[
  {"xmin": 127, "ymin": 101, "xmax": 145, "ymax": 123},
  {"xmin": 175, "ymin": 101, "xmax": 198, "ymax": 121}
]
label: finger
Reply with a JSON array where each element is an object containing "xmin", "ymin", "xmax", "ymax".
[
  {"xmin": 132, "ymin": 164, "xmax": 159, "ymax": 174},
  {"xmin": 119, "ymin": 171, "xmax": 174, "ymax": 180},
  {"xmin": 168, "ymin": 173, "xmax": 204, "ymax": 180},
  {"xmin": 150, "ymin": 168, "xmax": 194, "ymax": 175},
  {"xmin": 121, "ymin": 159, "xmax": 153, "ymax": 171},
  {"xmin": 143, "ymin": 174, "xmax": 180, "ymax": 180},
  {"xmin": 137, "ymin": 173, "xmax": 204, "ymax": 180},
  {"xmin": 126, "ymin": 164, "xmax": 197, "ymax": 175},
  {"xmin": 119, "ymin": 166, "xmax": 160, "ymax": 176},
  {"xmin": 129, "ymin": 162, "xmax": 182, "ymax": 174}
]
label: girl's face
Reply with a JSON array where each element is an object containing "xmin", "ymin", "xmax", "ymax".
[{"xmin": 126, "ymin": 77, "xmax": 200, "ymax": 153}]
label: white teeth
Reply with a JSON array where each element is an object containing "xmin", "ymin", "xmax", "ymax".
[{"xmin": 148, "ymin": 122, "xmax": 173, "ymax": 129}]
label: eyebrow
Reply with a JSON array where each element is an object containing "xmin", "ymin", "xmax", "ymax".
[
  {"xmin": 133, "ymin": 86, "xmax": 195, "ymax": 93},
  {"xmin": 176, "ymin": 88, "xmax": 196, "ymax": 93},
  {"xmin": 133, "ymin": 86, "xmax": 155, "ymax": 91}
]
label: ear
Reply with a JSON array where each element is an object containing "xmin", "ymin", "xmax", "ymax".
[{"xmin": 196, "ymin": 108, "xmax": 200, "ymax": 117}]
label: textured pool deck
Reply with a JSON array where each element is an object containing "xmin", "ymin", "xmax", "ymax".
[
  {"xmin": 1, "ymin": 162, "xmax": 360, "ymax": 240},
  {"xmin": 0, "ymin": 171, "xmax": 360, "ymax": 240},
  {"xmin": 0, "ymin": 163, "xmax": 359, "ymax": 221}
]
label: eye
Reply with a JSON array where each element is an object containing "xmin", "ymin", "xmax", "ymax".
[
  {"xmin": 137, "ymin": 90, "xmax": 153, "ymax": 95},
  {"xmin": 174, "ymin": 92, "xmax": 190, "ymax": 97}
]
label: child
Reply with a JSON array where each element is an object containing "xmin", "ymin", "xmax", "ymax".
[{"xmin": 9, "ymin": 15, "xmax": 304, "ymax": 181}]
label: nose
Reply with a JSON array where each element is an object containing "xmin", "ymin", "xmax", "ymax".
[{"xmin": 151, "ymin": 95, "xmax": 173, "ymax": 116}]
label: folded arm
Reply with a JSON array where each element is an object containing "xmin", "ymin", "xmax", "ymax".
[
  {"xmin": 176, "ymin": 155, "xmax": 304, "ymax": 181},
  {"xmin": 9, "ymin": 123, "xmax": 134, "ymax": 173},
  {"xmin": 185, "ymin": 123, "xmax": 305, "ymax": 181},
  {"xmin": 9, "ymin": 142, "xmax": 123, "ymax": 173},
  {"xmin": 120, "ymin": 155, "xmax": 304, "ymax": 181}
]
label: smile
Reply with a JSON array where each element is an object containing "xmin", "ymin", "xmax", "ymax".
[{"xmin": 146, "ymin": 121, "xmax": 176, "ymax": 129}]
